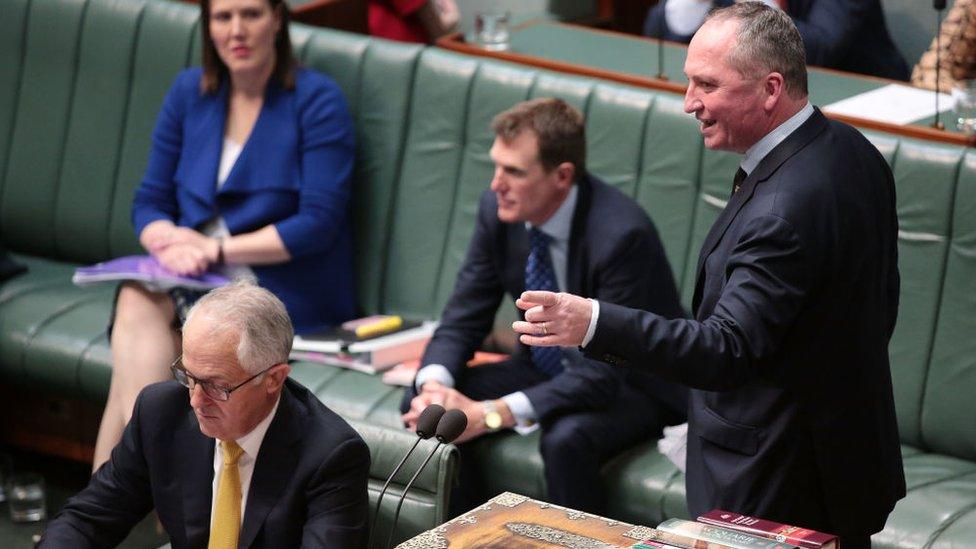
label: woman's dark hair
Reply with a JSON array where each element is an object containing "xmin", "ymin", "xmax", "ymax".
[{"xmin": 199, "ymin": 0, "xmax": 297, "ymax": 94}]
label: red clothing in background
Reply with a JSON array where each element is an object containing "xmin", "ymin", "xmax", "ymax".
[{"xmin": 369, "ymin": 0, "xmax": 429, "ymax": 43}]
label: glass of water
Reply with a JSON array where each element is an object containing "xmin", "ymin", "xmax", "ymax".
[
  {"xmin": 952, "ymin": 79, "xmax": 976, "ymax": 133},
  {"xmin": 6, "ymin": 474, "xmax": 46, "ymax": 522},
  {"xmin": 475, "ymin": 11, "xmax": 511, "ymax": 51}
]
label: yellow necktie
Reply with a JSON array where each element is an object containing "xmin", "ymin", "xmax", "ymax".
[{"xmin": 209, "ymin": 440, "xmax": 245, "ymax": 549}]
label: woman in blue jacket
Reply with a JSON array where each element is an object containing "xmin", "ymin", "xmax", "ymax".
[{"xmin": 93, "ymin": 0, "xmax": 356, "ymax": 469}]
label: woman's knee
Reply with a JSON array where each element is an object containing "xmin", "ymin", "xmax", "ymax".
[{"xmin": 113, "ymin": 283, "xmax": 174, "ymax": 330}]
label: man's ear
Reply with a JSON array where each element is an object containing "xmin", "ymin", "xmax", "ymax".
[
  {"xmin": 555, "ymin": 162, "xmax": 576, "ymax": 190},
  {"xmin": 763, "ymin": 71, "xmax": 785, "ymax": 111},
  {"xmin": 265, "ymin": 362, "xmax": 291, "ymax": 394}
]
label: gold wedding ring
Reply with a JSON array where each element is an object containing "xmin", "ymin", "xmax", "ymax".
[{"xmin": 540, "ymin": 322, "xmax": 548, "ymax": 336}]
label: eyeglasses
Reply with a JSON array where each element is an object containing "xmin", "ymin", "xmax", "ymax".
[{"xmin": 170, "ymin": 356, "xmax": 278, "ymax": 402}]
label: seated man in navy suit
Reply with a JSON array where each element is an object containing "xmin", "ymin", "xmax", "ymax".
[
  {"xmin": 41, "ymin": 282, "xmax": 370, "ymax": 548},
  {"xmin": 401, "ymin": 98, "xmax": 688, "ymax": 516}
]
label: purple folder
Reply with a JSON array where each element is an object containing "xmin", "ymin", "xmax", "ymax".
[{"xmin": 72, "ymin": 255, "xmax": 230, "ymax": 291}]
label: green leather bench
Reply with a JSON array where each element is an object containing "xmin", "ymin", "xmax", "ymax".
[{"xmin": 2, "ymin": 0, "xmax": 976, "ymax": 546}]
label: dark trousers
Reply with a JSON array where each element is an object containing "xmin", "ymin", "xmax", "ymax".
[
  {"xmin": 840, "ymin": 536, "xmax": 872, "ymax": 549},
  {"xmin": 401, "ymin": 360, "xmax": 685, "ymax": 516}
]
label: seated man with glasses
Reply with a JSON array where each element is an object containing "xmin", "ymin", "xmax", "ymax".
[{"xmin": 41, "ymin": 281, "xmax": 370, "ymax": 548}]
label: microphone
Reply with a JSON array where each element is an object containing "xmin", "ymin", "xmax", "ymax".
[
  {"xmin": 366, "ymin": 404, "xmax": 445, "ymax": 549},
  {"xmin": 934, "ymin": 0, "xmax": 946, "ymax": 9},
  {"xmin": 385, "ymin": 409, "xmax": 468, "ymax": 548}
]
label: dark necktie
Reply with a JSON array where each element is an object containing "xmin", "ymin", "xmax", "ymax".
[
  {"xmin": 731, "ymin": 167, "xmax": 747, "ymax": 198},
  {"xmin": 525, "ymin": 227, "xmax": 564, "ymax": 377}
]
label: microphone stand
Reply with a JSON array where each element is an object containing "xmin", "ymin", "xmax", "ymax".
[
  {"xmin": 384, "ymin": 409, "xmax": 467, "ymax": 548},
  {"xmin": 656, "ymin": 37, "xmax": 668, "ymax": 81},
  {"xmin": 366, "ymin": 435, "xmax": 424, "ymax": 549},
  {"xmin": 933, "ymin": 0, "xmax": 946, "ymax": 130},
  {"xmin": 384, "ymin": 442, "xmax": 444, "ymax": 549},
  {"xmin": 366, "ymin": 404, "xmax": 444, "ymax": 549}
]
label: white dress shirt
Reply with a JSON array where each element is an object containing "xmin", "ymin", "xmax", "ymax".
[
  {"xmin": 199, "ymin": 137, "xmax": 256, "ymax": 282},
  {"xmin": 210, "ymin": 395, "xmax": 281, "ymax": 526},
  {"xmin": 415, "ymin": 186, "xmax": 580, "ymax": 433}
]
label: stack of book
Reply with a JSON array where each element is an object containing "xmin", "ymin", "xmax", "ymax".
[
  {"xmin": 291, "ymin": 315, "xmax": 438, "ymax": 375},
  {"xmin": 632, "ymin": 513, "xmax": 837, "ymax": 549}
]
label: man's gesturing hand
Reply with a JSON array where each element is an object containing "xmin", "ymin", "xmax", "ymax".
[{"xmin": 513, "ymin": 291, "xmax": 592, "ymax": 347}]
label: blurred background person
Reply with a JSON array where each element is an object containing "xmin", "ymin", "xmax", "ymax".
[
  {"xmin": 912, "ymin": 0, "xmax": 976, "ymax": 91},
  {"xmin": 644, "ymin": 0, "xmax": 910, "ymax": 80},
  {"xmin": 92, "ymin": 0, "xmax": 357, "ymax": 470},
  {"xmin": 368, "ymin": 0, "xmax": 460, "ymax": 43}
]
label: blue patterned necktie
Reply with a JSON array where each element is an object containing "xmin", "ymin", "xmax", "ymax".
[{"xmin": 524, "ymin": 227, "xmax": 565, "ymax": 377}]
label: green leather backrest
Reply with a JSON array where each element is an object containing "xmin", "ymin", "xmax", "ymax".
[
  {"xmin": 108, "ymin": 1, "xmax": 199, "ymax": 258},
  {"xmin": 434, "ymin": 61, "xmax": 535, "ymax": 312},
  {"xmin": 922, "ymin": 151, "xmax": 976, "ymax": 461},
  {"xmin": 375, "ymin": 49, "xmax": 722, "ymax": 319},
  {"xmin": 1, "ymin": 0, "xmax": 88, "ymax": 258},
  {"xmin": 299, "ymin": 30, "xmax": 424, "ymax": 315},
  {"xmin": 678, "ymin": 148, "xmax": 740, "ymax": 306},
  {"xmin": 382, "ymin": 50, "xmax": 480, "ymax": 318},
  {"xmin": 864, "ymin": 133, "xmax": 963, "ymax": 448},
  {"xmin": 0, "ymin": 0, "xmax": 197, "ymax": 261},
  {"xmin": 0, "ymin": 0, "xmax": 30, "ymax": 198},
  {"xmin": 56, "ymin": 0, "xmax": 149, "ymax": 260},
  {"xmin": 349, "ymin": 418, "xmax": 458, "ymax": 546},
  {"xmin": 635, "ymin": 93, "xmax": 704, "ymax": 293}
]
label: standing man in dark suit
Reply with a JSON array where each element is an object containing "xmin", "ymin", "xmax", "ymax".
[
  {"xmin": 515, "ymin": 5, "xmax": 904, "ymax": 547},
  {"xmin": 402, "ymin": 98, "xmax": 687, "ymax": 515},
  {"xmin": 643, "ymin": 0, "xmax": 910, "ymax": 81},
  {"xmin": 41, "ymin": 282, "xmax": 370, "ymax": 548}
]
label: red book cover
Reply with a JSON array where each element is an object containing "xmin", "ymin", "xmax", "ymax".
[{"xmin": 697, "ymin": 510, "xmax": 838, "ymax": 549}]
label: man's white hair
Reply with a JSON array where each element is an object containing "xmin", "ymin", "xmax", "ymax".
[{"xmin": 184, "ymin": 280, "xmax": 293, "ymax": 375}]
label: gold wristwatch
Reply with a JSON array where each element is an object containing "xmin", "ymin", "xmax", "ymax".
[{"xmin": 482, "ymin": 400, "xmax": 503, "ymax": 431}]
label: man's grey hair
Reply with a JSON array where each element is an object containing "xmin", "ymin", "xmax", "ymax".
[
  {"xmin": 184, "ymin": 280, "xmax": 293, "ymax": 375},
  {"xmin": 705, "ymin": 1, "xmax": 808, "ymax": 99}
]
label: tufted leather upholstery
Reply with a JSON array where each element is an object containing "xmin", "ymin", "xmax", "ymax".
[{"xmin": 2, "ymin": 0, "xmax": 976, "ymax": 545}]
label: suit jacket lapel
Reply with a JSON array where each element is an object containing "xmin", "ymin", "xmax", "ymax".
[
  {"xmin": 566, "ymin": 175, "xmax": 593, "ymax": 295},
  {"xmin": 692, "ymin": 109, "xmax": 828, "ymax": 314},
  {"xmin": 239, "ymin": 385, "xmax": 304, "ymax": 548},
  {"xmin": 219, "ymin": 84, "xmax": 278, "ymax": 196},
  {"xmin": 507, "ymin": 222, "xmax": 530, "ymax": 298},
  {"xmin": 184, "ymin": 83, "xmax": 228, "ymax": 208},
  {"xmin": 178, "ymin": 411, "xmax": 216, "ymax": 547}
]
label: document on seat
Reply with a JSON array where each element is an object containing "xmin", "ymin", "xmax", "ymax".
[
  {"xmin": 822, "ymin": 84, "xmax": 952, "ymax": 125},
  {"xmin": 72, "ymin": 255, "xmax": 230, "ymax": 292}
]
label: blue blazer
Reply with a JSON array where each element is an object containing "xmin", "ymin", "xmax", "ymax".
[
  {"xmin": 643, "ymin": 0, "xmax": 910, "ymax": 81},
  {"xmin": 132, "ymin": 68, "xmax": 356, "ymax": 332}
]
